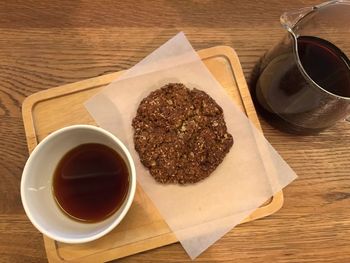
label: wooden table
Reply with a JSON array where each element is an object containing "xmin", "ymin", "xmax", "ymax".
[{"xmin": 0, "ymin": 1, "xmax": 349, "ymax": 262}]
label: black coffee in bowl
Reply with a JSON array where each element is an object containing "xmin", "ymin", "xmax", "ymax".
[{"xmin": 53, "ymin": 143, "xmax": 129, "ymax": 222}]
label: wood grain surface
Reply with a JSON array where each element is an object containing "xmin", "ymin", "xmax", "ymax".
[{"xmin": 0, "ymin": 1, "xmax": 349, "ymax": 262}]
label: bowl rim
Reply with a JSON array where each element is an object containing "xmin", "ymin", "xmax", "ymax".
[{"xmin": 20, "ymin": 124, "xmax": 137, "ymax": 244}]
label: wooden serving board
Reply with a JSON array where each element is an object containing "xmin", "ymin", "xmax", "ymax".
[{"xmin": 22, "ymin": 46, "xmax": 284, "ymax": 263}]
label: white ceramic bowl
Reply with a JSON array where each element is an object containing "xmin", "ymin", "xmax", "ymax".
[{"xmin": 21, "ymin": 125, "xmax": 136, "ymax": 243}]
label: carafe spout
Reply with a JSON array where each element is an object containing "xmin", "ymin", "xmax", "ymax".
[{"xmin": 280, "ymin": 7, "xmax": 314, "ymax": 32}]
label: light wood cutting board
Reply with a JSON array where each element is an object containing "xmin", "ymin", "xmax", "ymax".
[{"xmin": 22, "ymin": 46, "xmax": 283, "ymax": 263}]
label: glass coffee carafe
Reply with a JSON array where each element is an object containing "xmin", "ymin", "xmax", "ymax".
[{"xmin": 251, "ymin": 0, "xmax": 350, "ymax": 135}]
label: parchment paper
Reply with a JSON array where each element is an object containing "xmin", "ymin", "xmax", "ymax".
[{"xmin": 85, "ymin": 32, "xmax": 297, "ymax": 259}]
